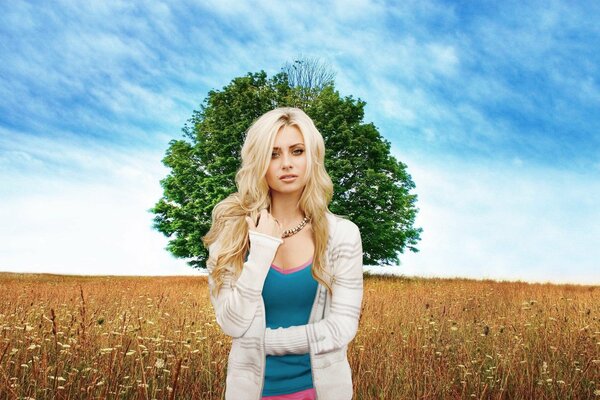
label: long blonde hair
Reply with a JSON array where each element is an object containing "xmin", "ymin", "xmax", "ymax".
[{"xmin": 202, "ymin": 107, "xmax": 334, "ymax": 298}]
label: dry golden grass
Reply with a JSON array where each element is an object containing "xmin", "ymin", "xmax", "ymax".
[{"xmin": 0, "ymin": 271, "xmax": 597, "ymax": 399}]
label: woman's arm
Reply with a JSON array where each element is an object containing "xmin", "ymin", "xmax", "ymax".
[
  {"xmin": 207, "ymin": 230, "xmax": 282, "ymax": 338},
  {"xmin": 264, "ymin": 222, "xmax": 363, "ymax": 356}
]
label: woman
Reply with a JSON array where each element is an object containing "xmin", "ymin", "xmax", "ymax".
[{"xmin": 202, "ymin": 107, "xmax": 363, "ymax": 400}]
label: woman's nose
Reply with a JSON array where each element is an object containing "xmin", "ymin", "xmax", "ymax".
[{"xmin": 281, "ymin": 151, "xmax": 292, "ymax": 167}]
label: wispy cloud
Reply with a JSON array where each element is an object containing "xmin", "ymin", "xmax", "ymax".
[
  {"xmin": 1, "ymin": 0, "xmax": 599, "ymax": 281},
  {"xmin": 388, "ymin": 149, "xmax": 600, "ymax": 284}
]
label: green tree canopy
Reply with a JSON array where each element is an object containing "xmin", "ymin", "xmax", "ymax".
[{"xmin": 150, "ymin": 65, "xmax": 422, "ymax": 269}]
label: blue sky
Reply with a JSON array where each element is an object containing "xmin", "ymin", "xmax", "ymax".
[{"xmin": 1, "ymin": 1, "xmax": 599, "ymax": 284}]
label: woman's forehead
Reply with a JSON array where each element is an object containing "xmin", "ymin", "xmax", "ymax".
[{"xmin": 274, "ymin": 125, "xmax": 304, "ymax": 146}]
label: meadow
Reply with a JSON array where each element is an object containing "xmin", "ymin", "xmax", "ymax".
[{"xmin": 0, "ymin": 272, "xmax": 597, "ymax": 399}]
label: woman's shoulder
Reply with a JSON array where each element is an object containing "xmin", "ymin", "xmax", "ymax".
[{"xmin": 325, "ymin": 211, "xmax": 361, "ymax": 243}]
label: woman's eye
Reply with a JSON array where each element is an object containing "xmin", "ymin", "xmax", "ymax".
[{"xmin": 272, "ymin": 149, "xmax": 303, "ymax": 157}]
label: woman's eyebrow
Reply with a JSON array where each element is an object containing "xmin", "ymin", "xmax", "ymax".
[{"xmin": 272, "ymin": 143, "xmax": 304, "ymax": 150}]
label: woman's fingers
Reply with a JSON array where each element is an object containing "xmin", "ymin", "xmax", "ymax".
[
  {"xmin": 245, "ymin": 216, "xmax": 255, "ymax": 231},
  {"xmin": 247, "ymin": 209, "xmax": 284, "ymax": 239}
]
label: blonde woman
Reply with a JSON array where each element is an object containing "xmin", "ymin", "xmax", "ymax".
[{"xmin": 202, "ymin": 107, "xmax": 363, "ymax": 400}]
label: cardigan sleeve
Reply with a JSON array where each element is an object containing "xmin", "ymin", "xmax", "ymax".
[
  {"xmin": 264, "ymin": 221, "xmax": 363, "ymax": 356},
  {"xmin": 207, "ymin": 230, "xmax": 283, "ymax": 338}
]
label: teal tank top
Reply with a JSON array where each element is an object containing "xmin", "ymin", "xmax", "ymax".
[{"xmin": 245, "ymin": 250, "xmax": 317, "ymax": 397}]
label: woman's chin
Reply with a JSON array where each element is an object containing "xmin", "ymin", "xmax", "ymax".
[{"xmin": 270, "ymin": 184, "xmax": 306, "ymax": 196}]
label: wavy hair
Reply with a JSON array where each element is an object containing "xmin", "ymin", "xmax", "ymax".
[{"xmin": 202, "ymin": 107, "xmax": 334, "ymax": 298}]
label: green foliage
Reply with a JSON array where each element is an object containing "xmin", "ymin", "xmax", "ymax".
[{"xmin": 150, "ymin": 68, "xmax": 422, "ymax": 269}]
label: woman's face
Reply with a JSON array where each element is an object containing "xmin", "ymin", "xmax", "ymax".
[{"xmin": 266, "ymin": 124, "xmax": 308, "ymax": 195}]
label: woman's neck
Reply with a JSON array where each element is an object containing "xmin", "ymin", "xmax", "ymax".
[{"xmin": 269, "ymin": 192, "xmax": 305, "ymax": 228}]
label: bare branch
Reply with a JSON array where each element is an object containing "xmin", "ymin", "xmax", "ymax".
[{"xmin": 281, "ymin": 56, "xmax": 336, "ymax": 91}]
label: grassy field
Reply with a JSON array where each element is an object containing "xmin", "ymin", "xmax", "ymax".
[{"xmin": 0, "ymin": 271, "xmax": 597, "ymax": 399}]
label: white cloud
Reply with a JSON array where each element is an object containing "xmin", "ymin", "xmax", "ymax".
[
  {"xmin": 2, "ymin": 189, "xmax": 201, "ymax": 277},
  {"xmin": 0, "ymin": 139, "xmax": 203, "ymax": 276},
  {"xmin": 426, "ymin": 43, "xmax": 459, "ymax": 75},
  {"xmin": 383, "ymin": 148, "xmax": 600, "ymax": 285}
]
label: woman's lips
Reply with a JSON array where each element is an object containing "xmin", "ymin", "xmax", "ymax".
[{"xmin": 280, "ymin": 175, "xmax": 298, "ymax": 182}]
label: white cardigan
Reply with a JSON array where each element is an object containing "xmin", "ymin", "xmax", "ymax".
[{"xmin": 207, "ymin": 211, "xmax": 364, "ymax": 400}]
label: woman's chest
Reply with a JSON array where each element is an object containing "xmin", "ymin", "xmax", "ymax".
[{"xmin": 271, "ymin": 226, "xmax": 315, "ymax": 270}]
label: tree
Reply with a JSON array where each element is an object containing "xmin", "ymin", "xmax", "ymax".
[
  {"xmin": 281, "ymin": 57, "xmax": 336, "ymax": 108},
  {"xmin": 150, "ymin": 61, "xmax": 422, "ymax": 269}
]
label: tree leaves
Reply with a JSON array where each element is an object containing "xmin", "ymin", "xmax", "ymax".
[{"xmin": 150, "ymin": 65, "xmax": 422, "ymax": 270}]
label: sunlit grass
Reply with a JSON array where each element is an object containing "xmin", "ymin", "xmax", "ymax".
[{"xmin": 0, "ymin": 272, "xmax": 597, "ymax": 399}]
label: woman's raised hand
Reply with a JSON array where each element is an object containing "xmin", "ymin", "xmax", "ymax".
[{"xmin": 245, "ymin": 208, "xmax": 284, "ymax": 239}]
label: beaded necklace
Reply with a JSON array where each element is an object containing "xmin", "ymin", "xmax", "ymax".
[{"xmin": 281, "ymin": 215, "xmax": 311, "ymax": 238}]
